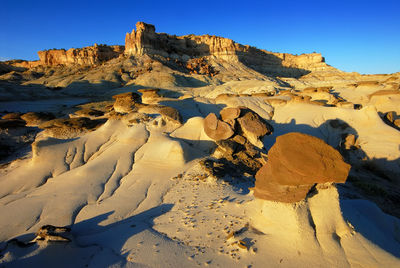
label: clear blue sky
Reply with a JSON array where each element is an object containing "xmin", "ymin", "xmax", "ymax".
[{"xmin": 1, "ymin": 0, "xmax": 399, "ymax": 74}]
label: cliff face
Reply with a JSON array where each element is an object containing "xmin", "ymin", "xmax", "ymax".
[
  {"xmin": 10, "ymin": 21, "xmax": 333, "ymax": 77},
  {"xmin": 124, "ymin": 22, "xmax": 333, "ymax": 76},
  {"xmin": 125, "ymin": 22, "xmax": 239, "ymax": 59},
  {"xmin": 37, "ymin": 44, "xmax": 124, "ymax": 66}
]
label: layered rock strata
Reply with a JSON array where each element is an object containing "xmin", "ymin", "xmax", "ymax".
[
  {"xmin": 9, "ymin": 21, "xmax": 336, "ymax": 77},
  {"xmin": 37, "ymin": 44, "xmax": 124, "ymax": 66},
  {"xmin": 124, "ymin": 22, "xmax": 335, "ymax": 76}
]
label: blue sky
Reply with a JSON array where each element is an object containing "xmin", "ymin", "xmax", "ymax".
[{"xmin": 1, "ymin": 0, "xmax": 399, "ymax": 74}]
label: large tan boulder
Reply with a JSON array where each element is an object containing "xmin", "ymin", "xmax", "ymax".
[
  {"xmin": 112, "ymin": 92, "xmax": 141, "ymax": 113},
  {"xmin": 203, "ymin": 113, "xmax": 234, "ymax": 141},
  {"xmin": 254, "ymin": 132, "xmax": 351, "ymax": 203}
]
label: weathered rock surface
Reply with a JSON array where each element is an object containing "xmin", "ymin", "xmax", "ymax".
[
  {"xmin": 34, "ymin": 225, "xmax": 71, "ymax": 242},
  {"xmin": 237, "ymin": 109, "xmax": 273, "ymax": 148},
  {"xmin": 138, "ymin": 88, "xmax": 161, "ymax": 103},
  {"xmin": 254, "ymin": 132, "xmax": 351, "ymax": 202},
  {"xmin": 112, "ymin": 92, "xmax": 142, "ymax": 113},
  {"xmin": 20, "ymin": 112, "xmax": 55, "ymax": 126},
  {"xmin": 157, "ymin": 106, "xmax": 182, "ymax": 125},
  {"xmin": 36, "ymin": 44, "xmax": 124, "ymax": 66},
  {"xmin": 220, "ymin": 107, "xmax": 241, "ymax": 126},
  {"xmin": 204, "ymin": 107, "xmax": 273, "ymax": 148},
  {"xmin": 74, "ymin": 108, "xmax": 104, "ymax": 118},
  {"xmin": 39, "ymin": 117, "xmax": 106, "ymax": 139},
  {"xmin": 124, "ymin": 22, "xmax": 334, "ymax": 77},
  {"xmin": 1, "ymin": 112, "xmax": 22, "ymax": 120},
  {"xmin": 203, "ymin": 113, "xmax": 234, "ymax": 141},
  {"xmin": 383, "ymin": 111, "xmax": 400, "ymax": 129}
]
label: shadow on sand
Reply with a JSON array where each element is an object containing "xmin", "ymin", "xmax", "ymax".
[{"xmin": 2, "ymin": 204, "xmax": 173, "ymax": 267}]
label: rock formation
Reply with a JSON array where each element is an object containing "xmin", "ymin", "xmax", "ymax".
[
  {"xmin": 138, "ymin": 88, "xmax": 161, "ymax": 103},
  {"xmin": 383, "ymin": 111, "xmax": 400, "ymax": 129},
  {"xmin": 236, "ymin": 109, "xmax": 273, "ymax": 148},
  {"xmin": 124, "ymin": 22, "xmax": 335, "ymax": 77},
  {"xmin": 203, "ymin": 113, "xmax": 234, "ymax": 141},
  {"xmin": 254, "ymin": 132, "xmax": 351, "ymax": 203},
  {"xmin": 6, "ymin": 21, "xmax": 337, "ymax": 78},
  {"xmin": 204, "ymin": 107, "xmax": 273, "ymax": 148},
  {"xmin": 21, "ymin": 112, "xmax": 55, "ymax": 126},
  {"xmin": 38, "ymin": 117, "xmax": 105, "ymax": 139},
  {"xmin": 112, "ymin": 92, "xmax": 142, "ymax": 113},
  {"xmin": 37, "ymin": 44, "xmax": 124, "ymax": 66},
  {"xmin": 34, "ymin": 225, "xmax": 71, "ymax": 242}
]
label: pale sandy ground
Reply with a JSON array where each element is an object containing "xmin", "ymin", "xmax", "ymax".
[{"xmin": 1, "ymin": 79, "xmax": 400, "ymax": 267}]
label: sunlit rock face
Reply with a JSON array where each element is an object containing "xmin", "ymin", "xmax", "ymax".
[
  {"xmin": 254, "ymin": 132, "xmax": 351, "ymax": 203},
  {"xmin": 37, "ymin": 44, "xmax": 124, "ymax": 66},
  {"xmin": 124, "ymin": 22, "xmax": 332, "ymax": 76}
]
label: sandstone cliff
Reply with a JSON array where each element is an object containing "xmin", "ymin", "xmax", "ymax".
[
  {"xmin": 8, "ymin": 21, "xmax": 336, "ymax": 78},
  {"xmin": 124, "ymin": 22, "xmax": 335, "ymax": 77},
  {"xmin": 37, "ymin": 44, "xmax": 124, "ymax": 66},
  {"xmin": 10, "ymin": 44, "xmax": 124, "ymax": 68}
]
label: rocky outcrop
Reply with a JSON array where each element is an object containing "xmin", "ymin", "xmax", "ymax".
[
  {"xmin": 38, "ymin": 117, "xmax": 106, "ymax": 139},
  {"xmin": 21, "ymin": 112, "xmax": 55, "ymax": 126},
  {"xmin": 37, "ymin": 44, "xmax": 124, "ymax": 66},
  {"xmin": 254, "ymin": 132, "xmax": 350, "ymax": 203},
  {"xmin": 203, "ymin": 113, "xmax": 234, "ymax": 141},
  {"xmin": 124, "ymin": 22, "xmax": 334, "ymax": 77},
  {"xmin": 157, "ymin": 106, "xmax": 182, "ymax": 125},
  {"xmin": 73, "ymin": 108, "xmax": 104, "ymax": 118},
  {"xmin": 112, "ymin": 92, "xmax": 141, "ymax": 113},
  {"xmin": 8, "ymin": 21, "xmax": 334, "ymax": 77},
  {"xmin": 203, "ymin": 107, "xmax": 273, "ymax": 147},
  {"xmin": 383, "ymin": 111, "xmax": 400, "ymax": 129},
  {"xmin": 125, "ymin": 22, "xmax": 237, "ymax": 58},
  {"xmin": 212, "ymin": 107, "xmax": 273, "ymax": 148},
  {"xmin": 34, "ymin": 225, "xmax": 71, "ymax": 242},
  {"xmin": 236, "ymin": 109, "xmax": 273, "ymax": 148}
]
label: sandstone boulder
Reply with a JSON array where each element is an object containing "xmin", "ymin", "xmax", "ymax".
[
  {"xmin": 203, "ymin": 113, "xmax": 234, "ymax": 141},
  {"xmin": 220, "ymin": 107, "xmax": 241, "ymax": 122},
  {"xmin": 138, "ymin": 88, "xmax": 160, "ymax": 103},
  {"xmin": 254, "ymin": 132, "xmax": 350, "ymax": 202},
  {"xmin": 383, "ymin": 111, "xmax": 400, "ymax": 129},
  {"xmin": 237, "ymin": 110, "xmax": 273, "ymax": 148},
  {"xmin": 112, "ymin": 92, "xmax": 141, "ymax": 113},
  {"xmin": 157, "ymin": 106, "xmax": 182, "ymax": 124}
]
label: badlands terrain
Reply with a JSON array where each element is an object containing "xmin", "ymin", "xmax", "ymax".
[{"xmin": 0, "ymin": 22, "xmax": 400, "ymax": 267}]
